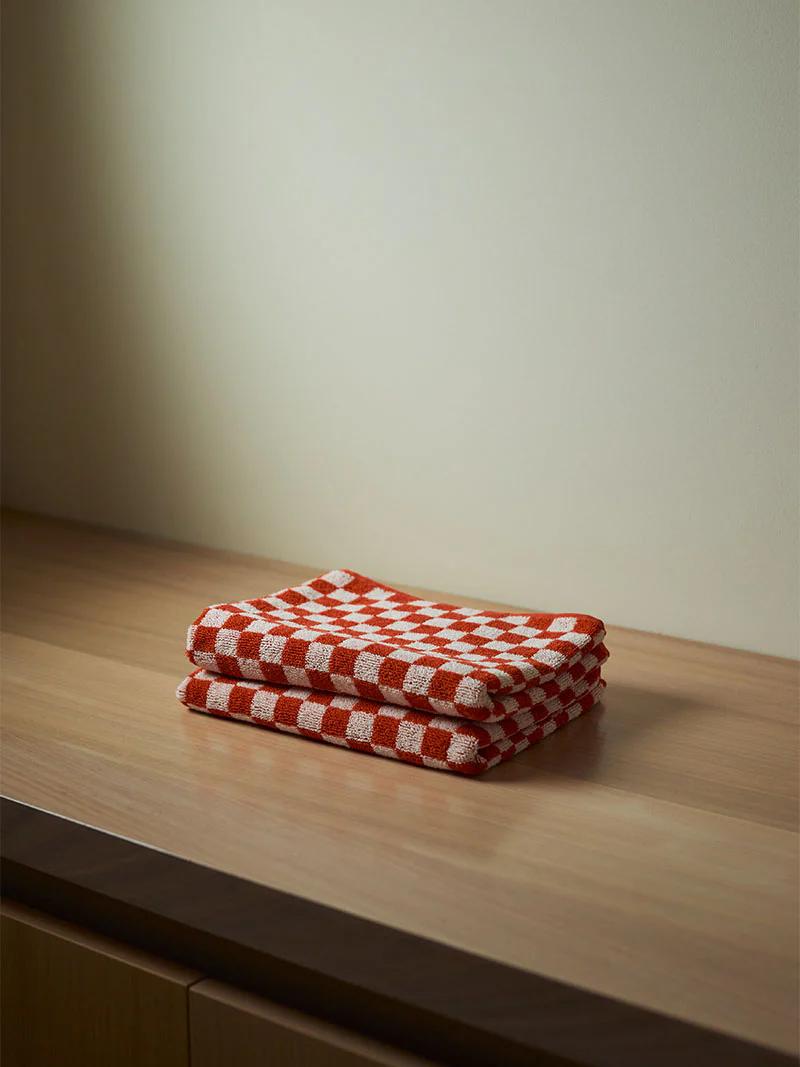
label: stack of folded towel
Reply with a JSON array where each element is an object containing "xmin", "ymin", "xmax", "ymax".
[{"xmin": 177, "ymin": 569, "xmax": 608, "ymax": 776}]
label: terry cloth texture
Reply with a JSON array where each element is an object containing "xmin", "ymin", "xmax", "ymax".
[{"xmin": 178, "ymin": 569, "xmax": 608, "ymax": 775}]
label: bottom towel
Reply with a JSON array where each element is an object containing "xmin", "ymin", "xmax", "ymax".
[{"xmin": 177, "ymin": 668, "xmax": 605, "ymax": 776}]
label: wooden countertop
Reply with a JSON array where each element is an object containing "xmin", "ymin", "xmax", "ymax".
[{"xmin": 1, "ymin": 510, "xmax": 797, "ymax": 1059}]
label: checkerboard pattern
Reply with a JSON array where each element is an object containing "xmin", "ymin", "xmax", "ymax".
[
  {"xmin": 186, "ymin": 569, "xmax": 606, "ymax": 723},
  {"xmin": 179, "ymin": 570, "xmax": 608, "ymax": 775},
  {"xmin": 177, "ymin": 668, "xmax": 606, "ymax": 776}
]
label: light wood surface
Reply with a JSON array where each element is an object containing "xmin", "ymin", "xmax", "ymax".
[
  {"xmin": 1, "ymin": 511, "xmax": 798, "ymax": 1055},
  {"xmin": 189, "ymin": 980, "xmax": 435, "ymax": 1067},
  {"xmin": 0, "ymin": 899, "xmax": 199, "ymax": 1067}
]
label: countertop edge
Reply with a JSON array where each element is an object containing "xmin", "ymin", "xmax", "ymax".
[{"xmin": 0, "ymin": 796, "xmax": 793, "ymax": 1067}]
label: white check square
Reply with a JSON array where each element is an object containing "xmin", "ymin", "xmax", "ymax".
[
  {"xmin": 259, "ymin": 634, "xmax": 287, "ymax": 663},
  {"xmin": 354, "ymin": 651, "xmax": 381, "ymax": 683},
  {"xmin": 214, "ymin": 628, "xmax": 241, "ymax": 656},
  {"xmin": 396, "ymin": 720, "xmax": 425, "ymax": 754},
  {"xmin": 206, "ymin": 681, "xmax": 233, "ymax": 712},
  {"xmin": 404, "ymin": 664, "xmax": 436, "ymax": 695},
  {"xmin": 305, "ymin": 643, "xmax": 333, "ymax": 671},
  {"xmin": 346, "ymin": 710, "xmax": 375, "ymax": 743}
]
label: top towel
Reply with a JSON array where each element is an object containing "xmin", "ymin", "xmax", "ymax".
[{"xmin": 186, "ymin": 569, "xmax": 606, "ymax": 723}]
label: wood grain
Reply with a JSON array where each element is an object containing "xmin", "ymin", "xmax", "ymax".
[
  {"xmin": 1, "ymin": 510, "xmax": 798, "ymax": 1056},
  {"xmin": 0, "ymin": 899, "xmax": 198, "ymax": 1067},
  {"xmin": 189, "ymin": 980, "xmax": 436, "ymax": 1067},
  {"xmin": 5, "ymin": 798, "xmax": 788, "ymax": 1067}
]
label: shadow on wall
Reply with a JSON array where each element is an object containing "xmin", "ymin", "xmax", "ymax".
[
  {"xmin": 2, "ymin": 0, "xmax": 798, "ymax": 657},
  {"xmin": 1, "ymin": 1, "xmax": 249, "ymax": 542}
]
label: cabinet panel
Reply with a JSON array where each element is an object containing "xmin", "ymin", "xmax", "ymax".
[
  {"xmin": 1, "ymin": 900, "xmax": 199, "ymax": 1067},
  {"xmin": 190, "ymin": 979, "xmax": 435, "ymax": 1067}
]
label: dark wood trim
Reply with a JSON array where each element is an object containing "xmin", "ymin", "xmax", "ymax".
[{"xmin": 0, "ymin": 797, "xmax": 792, "ymax": 1067}]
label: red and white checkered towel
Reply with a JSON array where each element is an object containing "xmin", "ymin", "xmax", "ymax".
[{"xmin": 177, "ymin": 569, "xmax": 607, "ymax": 775}]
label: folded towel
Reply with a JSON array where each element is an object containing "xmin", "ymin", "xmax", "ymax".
[
  {"xmin": 178, "ymin": 569, "xmax": 607, "ymax": 775},
  {"xmin": 185, "ymin": 569, "xmax": 606, "ymax": 722},
  {"xmin": 178, "ymin": 668, "xmax": 605, "ymax": 775}
]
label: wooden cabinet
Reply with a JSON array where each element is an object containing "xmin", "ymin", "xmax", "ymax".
[
  {"xmin": 189, "ymin": 980, "xmax": 432, "ymax": 1067},
  {"xmin": 0, "ymin": 901, "xmax": 199, "ymax": 1067},
  {"xmin": 1, "ymin": 902, "xmax": 433, "ymax": 1067}
]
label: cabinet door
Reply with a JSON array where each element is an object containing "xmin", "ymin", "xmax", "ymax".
[
  {"xmin": 1, "ymin": 899, "xmax": 199, "ymax": 1067},
  {"xmin": 189, "ymin": 979, "xmax": 436, "ymax": 1067}
]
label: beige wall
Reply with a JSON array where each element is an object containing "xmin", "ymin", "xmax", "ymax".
[{"xmin": 2, "ymin": 0, "xmax": 798, "ymax": 657}]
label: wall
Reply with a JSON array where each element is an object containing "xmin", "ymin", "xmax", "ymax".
[{"xmin": 2, "ymin": 0, "xmax": 798, "ymax": 657}]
